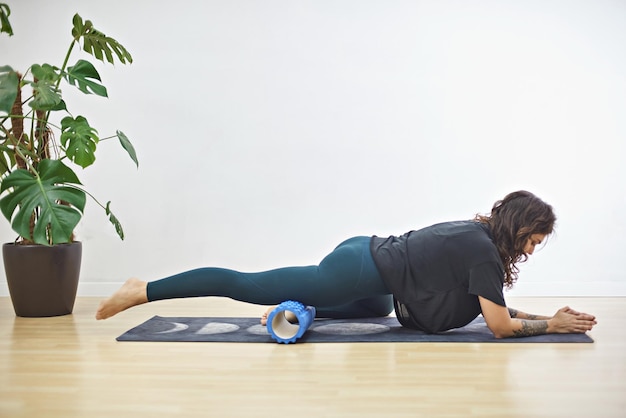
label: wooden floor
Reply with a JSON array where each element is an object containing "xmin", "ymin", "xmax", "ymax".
[{"xmin": 0, "ymin": 297, "xmax": 624, "ymax": 418}]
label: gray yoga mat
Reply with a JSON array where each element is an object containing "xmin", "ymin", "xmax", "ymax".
[{"xmin": 116, "ymin": 316, "xmax": 594, "ymax": 343}]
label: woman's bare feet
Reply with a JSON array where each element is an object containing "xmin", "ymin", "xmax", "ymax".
[{"xmin": 95, "ymin": 278, "xmax": 149, "ymax": 320}]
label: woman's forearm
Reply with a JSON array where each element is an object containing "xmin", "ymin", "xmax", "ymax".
[
  {"xmin": 508, "ymin": 307, "xmax": 551, "ymax": 321},
  {"xmin": 494, "ymin": 318, "xmax": 551, "ymax": 338}
]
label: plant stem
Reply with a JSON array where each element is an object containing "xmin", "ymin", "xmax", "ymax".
[
  {"xmin": 12, "ymin": 145, "xmax": 38, "ymax": 175},
  {"xmin": 41, "ymin": 40, "xmax": 77, "ymax": 138},
  {"xmin": 57, "ymin": 40, "xmax": 76, "ymax": 90},
  {"xmin": 66, "ymin": 183, "xmax": 108, "ymax": 211}
]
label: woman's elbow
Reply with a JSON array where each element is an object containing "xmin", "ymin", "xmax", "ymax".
[{"xmin": 489, "ymin": 327, "xmax": 513, "ymax": 339}]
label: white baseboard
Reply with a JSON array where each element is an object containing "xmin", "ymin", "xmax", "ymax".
[{"xmin": 1, "ymin": 281, "xmax": 625, "ymax": 297}]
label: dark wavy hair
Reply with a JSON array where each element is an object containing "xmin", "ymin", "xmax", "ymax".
[{"xmin": 475, "ymin": 191, "xmax": 556, "ymax": 289}]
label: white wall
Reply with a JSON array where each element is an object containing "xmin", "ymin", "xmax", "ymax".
[{"xmin": 1, "ymin": 0, "xmax": 625, "ymax": 297}]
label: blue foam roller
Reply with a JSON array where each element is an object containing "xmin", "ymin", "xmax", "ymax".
[{"xmin": 267, "ymin": 300, "xmax": 316, "ymax": 344}]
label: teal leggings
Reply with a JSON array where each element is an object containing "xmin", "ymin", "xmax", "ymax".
[{"xmin": 147, "ymin": 236, "xmax": 393, "ymax": 318}]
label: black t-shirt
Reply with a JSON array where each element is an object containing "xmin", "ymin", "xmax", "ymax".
[{"xmin": 370, "ymin": 220, "xmax": 505, "ymax": 333}]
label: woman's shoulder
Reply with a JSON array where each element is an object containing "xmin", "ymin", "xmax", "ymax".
[{"xmin": 423, "ymin": 220, "xmax": 497, "ymax": 255}]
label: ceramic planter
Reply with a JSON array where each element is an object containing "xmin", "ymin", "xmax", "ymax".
[{"xmin": 3, "ymin": 241, "xmax": 82, "ymax": 317}]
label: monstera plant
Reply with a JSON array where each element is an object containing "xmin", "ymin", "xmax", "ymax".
[{"xmin": 0, "ymin": 4, "xmax": 138, "ymax": 316}]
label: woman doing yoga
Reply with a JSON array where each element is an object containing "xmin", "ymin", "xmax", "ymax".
[{"xmin": 96, "ymin": 190, "xmax": 596, "ymax": 338}]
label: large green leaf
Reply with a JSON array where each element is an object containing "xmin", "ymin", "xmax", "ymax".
[
  {"xmin": 60, "ymin": 116, "xmax": 99, "ymax": 168},
  {"xmin": 27, "ymin": 64, "xmax": 67, "ymax": 111},
  {"xmin": 28, "ymin": 79, "xmax": 64, "ymax": 111},
  {"xmin": 29, "ymin": 64, "xmax": 67, "ymax": 111},
  {"xmin": 0, "ymin": 65, "xmax": 18, "ymax": 114},
  {"xmin": 65, "ymin": 59, "xmax": 108, "ymax": 97},
  {"xmin": 0, "ymin": 159, "xmax": 86, "ymax": 245},
  {"xmin": 31, "ymin": 63, "xmax": 60, "ymax": 83},
  {"xmin": 116, "ymin": 130, "xmax": 139, "ymax": 168},
  {"xmin": 72, "ymin": 14, "xmax": 133, "ymax": 65}
]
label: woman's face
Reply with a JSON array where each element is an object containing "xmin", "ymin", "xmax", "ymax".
[{"xmin": 524, "ymin": 233, "xmax": 546, "ymax": 255}]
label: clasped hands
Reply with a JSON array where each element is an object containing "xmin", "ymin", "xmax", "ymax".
[{"xmin": 548, "ymin": 307, "xmax": 597, "ymax": 334}]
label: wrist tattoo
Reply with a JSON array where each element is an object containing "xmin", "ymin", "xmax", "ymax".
[
  {"xmin": 508, "ymin": 308, "xmax": 540, "ymax": 320},
  {"xmin": 513, "ymin": 320, "xmax": 548, "ymax": 337}
]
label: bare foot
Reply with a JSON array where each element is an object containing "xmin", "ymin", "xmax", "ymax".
[
  {"xmin": 260, "ymin": 306, "xmax": 298, "ymax": 326},
  {"xmin": 95, "ymin": 278, "xmax": 148, "ymax": 320},
  {"xmin": 260, "ymin": 306, "xmax": 275, "ymax": 326}
]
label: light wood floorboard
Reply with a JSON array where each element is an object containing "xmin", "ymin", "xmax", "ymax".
[{"xmin": 1, "ymin": 297, "xmax": 624, "ymax": 418}]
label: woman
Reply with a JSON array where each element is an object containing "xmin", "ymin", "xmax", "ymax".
[{"xmin": 96, "ymin": 190, "xmax": 596, "ymax": 338}]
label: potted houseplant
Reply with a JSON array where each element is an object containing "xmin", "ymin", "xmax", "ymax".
[{"xmin": 0, "ymin": 4, "xmax": 138, "ymax": 316}]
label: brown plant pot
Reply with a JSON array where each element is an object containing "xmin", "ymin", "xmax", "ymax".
[{"xmin": 3, "ymin": 241, "xmax": 82, "ymax": 317}]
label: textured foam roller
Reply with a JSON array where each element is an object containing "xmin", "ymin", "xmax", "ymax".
[{"xmin": 267, "ymin": 300, "xmax": 316, "ymax": 344}]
